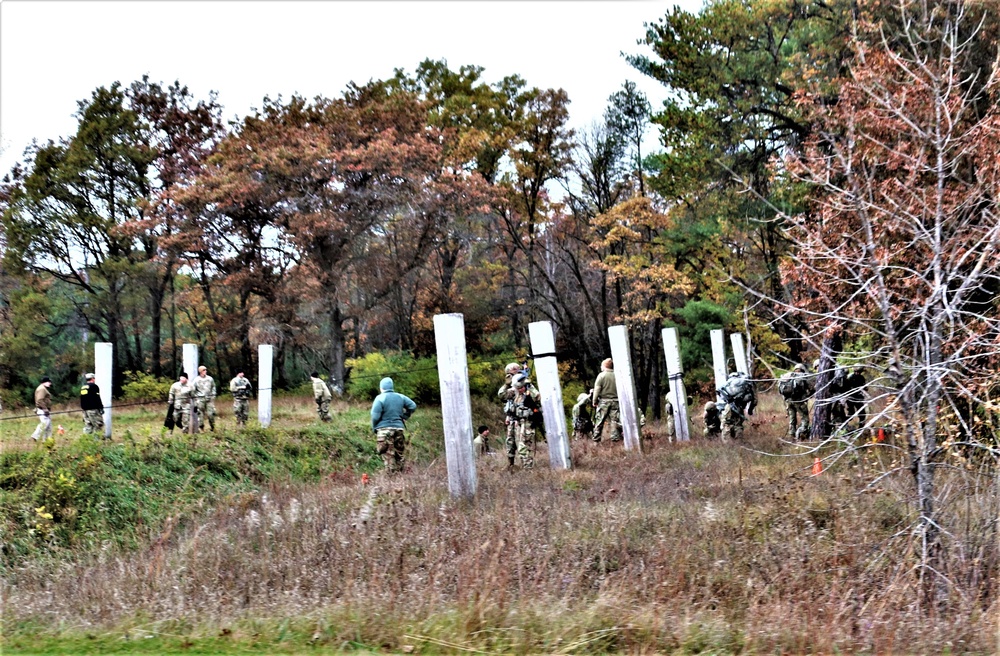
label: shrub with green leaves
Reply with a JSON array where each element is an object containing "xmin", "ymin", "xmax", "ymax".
[{"xmin": 120, "ymin": 371, "xmax": 173, "ymax": 403}]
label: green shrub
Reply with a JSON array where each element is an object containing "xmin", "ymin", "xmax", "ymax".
[
  {"xmin": 121, "ymin": 371, "xmax": 173, "ymax": 403},
  {"xmin": 346, "ymin": 351, "xmax": 519, "ymax": 404}
]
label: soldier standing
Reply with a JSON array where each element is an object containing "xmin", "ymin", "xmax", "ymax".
[
  {"xmin": 193, "ymin": 365, "xmax": 217, "ymax": 432},
  {"xmin": 571, "ymin": 391, "xmax": 594, "ymax": 441},
  {"xmin": 167, "ymin": 373, "xmax": 193, "ymax": 434},
  {"xmin": 778, "ymin": 363, "xmax": 813, "ymax": 440},
  {"xmin": 718, "ymin": 371, "xmax": 757, "ymax": 440},
  {"xmin": 591, "ymin": 358, "xmax": 622, "ymax": 443},
  {"xmin": 498, "ymin": 362, "xmax": 524, "ymax": 469},
  {"xmin": 80, "ymin": 373, "xmax": 106, "ymax": 437},
  {"xmin": 310, "ymin": 372, "xmax": 333, "ymax": 422},
  {"xmin": 229, "ymin": 370, "xmax": 253, "ymax": 428},
  {"xmin": 663, "ymin": 397, "xmax": 675, "ymax": 441},
  {"xmin": 370, "ymin": 377, "xmax": 416, "ymax": 474},
  {"xmin": 509, "ymin": 372, "xmax": 541, "ymax": 469},
  {"xmin": 30, "ymin": 376, "xmax": 53, "ymax": 442}
]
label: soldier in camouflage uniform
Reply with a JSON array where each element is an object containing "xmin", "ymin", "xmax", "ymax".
[
  {"xmin": 718, "ymin": 371, "xmax": 757, "ymax": 441},
  {"xmin": 311, "ymin": 372, "xmax": 333, "ymax": 422},
  {"xmin": 509, "ymin": 372, "xmax": 542, "ymax": 469},
  {"xmin": 571, "ymin": 391, "xmax": 593, "ymax": 441},
  {"xmin": 498, "ymin": 362, "xmax": 524, "ymax": 468},
  {"xmin": 778, "ymin": 363, "xmax": 813, "ymax": 440},
  {"xmin": 80, "ymin": 373, "xmax": 106, "ymax": 437},
  {"xmin": 167, "ymin": 373, "xmax": 193, "ymax": 434},
  {"xmin": 663, "ymin": 397, "xmax": 675, "ymax": 441},
  {"xmin": 193, "ymin": 365, "xmax": 217, "ymax": 432},
  {"xmin": 591, "ymin": 358, "xmax": 621, "ymax": 443},
  {"xmin": 371, "ymin": 377, "xmax": 416, "ymax": 474},
  {"xmin": 229, "ymin": 370, "xmax": 253, "ymax": 428},
  {"xmin": 703, "ymin": 401, "xmax": 722, "ymax": 439}
]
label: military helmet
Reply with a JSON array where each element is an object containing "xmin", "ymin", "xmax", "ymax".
[
  {"xmin": 793, "ymin": 363, "xmax": 806, "ymax": 373},
  {"xmin": 512, "ymin": 373, "xmax": 528, "ymax": 388},
  {"xmin": 704, "ymin": 401, "xmax": 717, "ymax": 411},
  {"xmin": 577, "ymin": 392, "xmax": 590, "ymax": 404},
  {"xmin": 505, "ymin": 362, "xmax": 522, "ymax": 375}
]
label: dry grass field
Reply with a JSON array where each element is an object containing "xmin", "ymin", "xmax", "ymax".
[{"xmin": 2, "ymin": 392, "xmax": 997, "ymax": 654}]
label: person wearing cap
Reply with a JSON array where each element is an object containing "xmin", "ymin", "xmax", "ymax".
[
  {"xmin": 80, "ymin": 373, "xmax": 106, "ymax": 437},
  {"xmin": 310, "ymin": 372, "xmax": 333, "ymax": 422},
  {"xmin": 193, "ymin": 365, "xmax": 218, "ymax": 432},
  {"xmin": 370, "ymin": 377, "xmax": 416, "ymax": 474},
  {"xmin": 571, "ymin": 390, "xmax": 594, "ymax": 441},
  {"xmin": 167, "ymin": 372, "xmax": 193, "ymax": 434},
  {"xmin": 473, "ymin": 425, "xmax": 491, "ymax": 458},
  {"xmin": 30, "ymin": 376, "xmax": 53, "ymax": 442},
  {"xmin": 229, "ymin": 370, "xmax": 253, "ymax": 428},
  {"xmin": 591, "ymin": 358, "xmax": 622, "ymax": 443}
]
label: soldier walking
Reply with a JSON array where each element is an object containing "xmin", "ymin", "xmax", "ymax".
[
  {"xmin": 229, "ymin": 369, "xmax": 253, "ymax": 428},
  {"xmin": 193, "ymin": 365, "xmax": 217, "ymax": 432},
  {"xmin": 310, "ymin": 372, "xmax": 333, "ymax": 422},
  {"xmin": 591, "ymin": 358, "xmax": 622, "ymax": 443},
  {"xmin": 370, "ymin": 377, "xmax": 416, "ymax": 474},
  {"xmin": 778, "ymin": 363, "xmax": 813, "ymax": 440},
  {"xmin": 167, "ymin": 373, "xmax": 193, "ymax": 434},
  {"xmin": 30, "ymin": 376, "xmax": 53, "ymax": 442},
  {"xmin": 80, "ymin": 373, "xmax": 106, "ymax": 437},
  {"xmin": 718, "ymin": 371, "xmax": 757, "ymax": 440}
]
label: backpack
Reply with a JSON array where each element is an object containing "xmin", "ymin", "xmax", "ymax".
[
  {"xmin": 722, "ymin": 376, "xmax": 752, "ymax": 404},
  {"xmin": 778, "ymin": 373, "xmax": 805, "ymax": 400}
]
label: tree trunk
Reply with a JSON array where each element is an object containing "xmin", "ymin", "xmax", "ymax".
[{"xmin": 810, "ymin": 326, "xmax": 842, "ymax": 440}]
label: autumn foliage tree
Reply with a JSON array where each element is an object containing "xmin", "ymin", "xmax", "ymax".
[{"xmin": 780, "ymin": 0, "xmax": 1000, "ymax": 594}]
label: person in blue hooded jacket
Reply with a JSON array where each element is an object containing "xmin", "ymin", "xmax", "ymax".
[{"xmin": 371, "ymin": 377, "xmax": 417, "ymax": 474}]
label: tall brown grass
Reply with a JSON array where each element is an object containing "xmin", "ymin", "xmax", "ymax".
[{"xmin": 4, "ymin": 394, "xmax": 996, "ymax": 653}]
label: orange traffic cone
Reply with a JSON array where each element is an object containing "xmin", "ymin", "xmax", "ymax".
[
  {"xmin": 361, "ymin": 473, "xmax": 370, "ymax": 486},
  {"xmin": 57, "ymin": 425, "xmax": 65, "ymax": 435},
  {"xmin": 811, "ymin": 457, "xmax": 823, "ymax": 475},
  {"xmin": 876, "ymin": 427, "xmax": 886, "ymax": 442}
]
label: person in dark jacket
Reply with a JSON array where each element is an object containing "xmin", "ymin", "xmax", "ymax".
[
  {"xmin": 80, "ymin": 373, "xmax": 106, "ymax": 437},
  {"xmin": 370, "ymin": 377, "xmax": 417, "ymax": 474}
]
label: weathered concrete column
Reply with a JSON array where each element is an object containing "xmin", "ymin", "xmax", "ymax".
[
  {"xmin": 730, "ymin": 333, "xmax": 749, "ymax": 375},
  {"xmin": 258, "ymin": 345, "xmax": 273, "ymax": 428},
  {"xmin": 95, "ymin": 342, "xmax": 113, "ymax": 439},
  {"xmin": 433, "ymin": 313, "xmax": 476, "ymax": 499},
  {"xmin": 528, "ymin": 321, "xmax": 572, "ymax": 470},
  {"xmin": 710, "ymin": 329, "xmax": 728, "ymax": 400},
  {"xmin": 183, "ymin": 344, "xmax": 198, "ymax": 434},
  {"xmin": 661, "ymin": 327, "xmax": 691, "ymax": 442},
  {"xmin": 607, "ymin": 325, "xmax": 642, "ymax": 452}
]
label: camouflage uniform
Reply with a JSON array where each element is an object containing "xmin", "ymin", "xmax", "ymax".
[
  {"xmin": 703, "ymin": 401, "xmax": 722, "ymax": 439},
  {"xmin": 80, "ymin": 376, "xmax": 105, "ymax": 437},
  {"xmin": 510, "ymin": 374, "xmax": 541, "ymax": 469},
  {"xmin": 167, "ymin": 378, "xmax": 193, "ymax": 432},
  {"xmin": 371, "ymin": 377, "xmax": 416, "ymax": 474},
  {"xmin": 591, "ymin": 368, "xmax": 621, "ymax": 443},
  {"xmin": 193, "ymin": 370, "xmax": 217, "ymax": 431},
  {"xmin": 778, "ymin": 364, "xmax": 813, "ymax": 440},
  {"xmin": 831, "ymin": 367, "xmax": 868, "ymax": 432},
  {"xmin": 229, "ymin": 374, "xmax": 253, "ymax": 427},
  {"xmin": 571, "ymin": 392, "xmax": 593, "ymax": 441},
  {"xmin": 498, "ymin": 363, "xmax": 523, "ymax": 467},
  {"xmin": 718, "ymin": 372, "xmax": 756, "ymax": 441},
  {"xmin": 311, "ymin": 375, "xmax": 333, "ymax": 422}
]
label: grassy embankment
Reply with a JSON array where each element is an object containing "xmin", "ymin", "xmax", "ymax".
[{"xmin": 2, "ymin": 393, "xmax": 996, "ymax": 654}]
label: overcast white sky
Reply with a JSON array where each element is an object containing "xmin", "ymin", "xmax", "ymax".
[{"xmin": 0, "ymin": 0, "xmax": 703, "ymax": 176}]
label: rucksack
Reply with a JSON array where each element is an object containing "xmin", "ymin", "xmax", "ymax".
[
  {"xmin": 722, "ymin": 376, "xmax": 752, "ymax": 404},
  {"xmin": 778, "ymin": 373, "xmax": 805, "ymax": 400}
]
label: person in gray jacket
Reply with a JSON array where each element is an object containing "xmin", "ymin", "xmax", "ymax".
[{"xmin": 370, "ymin": 377, "xmax": 417, "ymax": 474}]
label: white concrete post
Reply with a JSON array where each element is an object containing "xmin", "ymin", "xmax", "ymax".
[
  {"xmin": 661, "ymin": 327, "xmax": 691, "ymax": 442},
  {"xmin": 94, "ymin": 342, "xmax": 113, "ymax": 439},
  {"xmin": 433, "ymin": 313, "xmax": 477, "ymax": 499},
  {"xmin": 710, "ymin": 329, "xmax": 728, "ymax": 400},
  {"xmin": 730, "ymin": 333, "xmax": 749, "ymax": 375},
  {"xmin": 258, "ymin": 345, "xmax": 273, "ymax": 428},
  {"xmin": 607, "ymin": 325, "xmax": 643, "ymax": 452},
  {"xmin": 182, "ymin": 344, "xmax": 198, "ymax": 434},
  {"xmin": 528, "ymin": 321, "xmax": 572, "ymax": 470}
]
